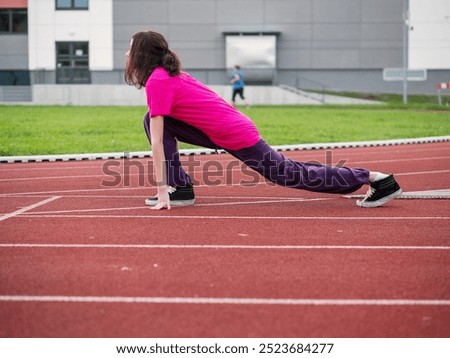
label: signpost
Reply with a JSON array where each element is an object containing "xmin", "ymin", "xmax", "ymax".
[
  {"xmin": 384, "ymin": 1, "xmax": 429, "ymax": 104},
  {"xmin": 383, "ymin": 68, "xmax": 427, "ymax": 103},
  {"xmin": 402, "ymin": 0, "xmax": 410, "ymax": 104},
  {"xmin": 437, "ymin": 82, "xmax": 450, "ymax": 106}
]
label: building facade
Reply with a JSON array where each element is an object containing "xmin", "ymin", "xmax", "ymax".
[{"xmin": 1, "ymin": 0, "xmax": 449, "ymax": 94}]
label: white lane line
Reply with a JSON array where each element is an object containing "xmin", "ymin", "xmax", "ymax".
[
  {"xmin": 14, "ymin": 198, "xmax": 328, "ymax": 215},
  {"xmin": 396, "ymin": 170, "xmax": 450, "ymax": 176},
  {"xmin": 14, "ymin": 214, "xmax": 450, "ymax": 220},
  {"xmin": 196, "ymin": 198, "xmax": 329, "ymax": 207},
  {"xmin": 0, "ymin": 196, "xmax": 61, "ymax": 222},
  {"xmin": 0, "ymin": 195, "xmax": 318, "ymax": 200},
  {"xmin": 25, "ymin": 206, "xmax": 147, "ymax": 214},
  {"xmin": 1, "ymin": 243, "xmax": 449, "ymax": 251},
  {"xmin": 0, "ymin": 295, "xmax": 448, "ymax": 306},
  {"xmin": 326, "ymin": 156, "xmax": 450, "ymax": 166},
  {"xmin": 0, "ymin": 174, "xmax": 106, "ymax": 182},
  {"xmin": 0, "ymin": 187, "xmax": 150, "ymax": 197}
]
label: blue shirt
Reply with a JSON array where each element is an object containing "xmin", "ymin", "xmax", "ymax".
[{"xmin": 231, "ymin": 70, "xmax": 244, "ymax": 90}]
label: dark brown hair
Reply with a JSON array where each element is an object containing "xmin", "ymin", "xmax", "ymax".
[{"xmin": 124, "ymin": 31, "xmax": 182, "ymax": 88}]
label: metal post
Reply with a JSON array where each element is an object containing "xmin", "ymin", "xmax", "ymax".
[{"xmin": 402, "ymin": 0, "xmax": 409, "ymax": 104}]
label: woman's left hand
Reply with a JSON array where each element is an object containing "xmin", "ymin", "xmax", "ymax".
[{"xmin": 151, "ymin": 185, "xmax": 171, "ymax": 210}]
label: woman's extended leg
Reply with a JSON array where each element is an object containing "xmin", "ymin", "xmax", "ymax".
[{"xmin": 228, "ymin": 139, "xmax": 370, "ymax": 194}]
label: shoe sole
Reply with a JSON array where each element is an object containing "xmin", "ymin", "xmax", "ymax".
[
  {"xmin": 356, "ymin": 188, "xmax": 402, "ymax": 208},
  {"xmin": 145, "ymin": 199, "xmax": 195, "ymax": 207}
]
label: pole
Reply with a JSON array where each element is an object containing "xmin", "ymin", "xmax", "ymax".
[{"xmin": 402, "ymin": 0, "xmax": 409, "ymax": 104}]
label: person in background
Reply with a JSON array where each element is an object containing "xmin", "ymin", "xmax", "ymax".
[{"xmin": 230, "ymin": 65, "xmax": 250, "ymax": 108}]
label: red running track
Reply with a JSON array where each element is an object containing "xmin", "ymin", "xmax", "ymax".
[{"xmin": 0, "ymin": 142, "xmax": 449, "ymax": 337}]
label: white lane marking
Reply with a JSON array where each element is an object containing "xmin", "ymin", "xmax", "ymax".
[
  {"xmin": 0, "ymin": 174, "xmax": 106, "ymax": 182},
  {"xmin": 1, "ymin": 243, "xmax": 449, "ymax": 251},
  {"xmin": 196, "ymin": 198, "xmax": 329, "ymax": 206},
  {"xmin": 396, "ymin": 170, "xmax": 450, "ymax": 176},
  {"xmin": 21, "ymin": 197, "xmax": 329, "ymax": 215},
  {"xmin": 0, "ymin": 196, "xmax": 61, "ymax": 222},
  {"xmin": 13, "ymin": 214, "xmax": 450, "ymax": 220},
  {"xmin": 0, "ymin": 295, "xmax": 449, "ymax": 306},
  {"xmin": 0, "ymin": 187, "xmax": 154, "ymax": 197}
]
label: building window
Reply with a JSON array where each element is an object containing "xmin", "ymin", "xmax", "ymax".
[
  {"xmin": 56, "ymin": 0, "xmax": 89, "ymax": 10},
  {"xmin": 0, "ymin": 70, "xmax": 30, "ymax": 86},
  {"xmin": 0, "ymin": 9, "xmax": 28, "ymax": 34},
  {"xmin": 56, "ymin": 42, "xmax": 90, "ymax": 84}
]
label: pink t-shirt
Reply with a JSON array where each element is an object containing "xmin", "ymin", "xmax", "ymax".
[{"xmin": 145, "ymin": 67, "xmax": 261, "ymax": 150}]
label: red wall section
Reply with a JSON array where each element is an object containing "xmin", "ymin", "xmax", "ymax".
[{"xmin": 0, "ymin": 0, "xmax": 28, "ymax": 8}]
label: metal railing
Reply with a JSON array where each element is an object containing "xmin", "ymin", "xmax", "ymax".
[{"xmin": 295, "ymin": 75, "xmax": 327, "ymax": 103}]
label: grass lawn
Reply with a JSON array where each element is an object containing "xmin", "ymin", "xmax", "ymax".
[{"xmin": 0, "ymin": 104, "xmax": 449, "ymax": 156}]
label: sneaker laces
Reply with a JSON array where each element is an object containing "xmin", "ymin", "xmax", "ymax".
[
  {"xmin": 361, "ymin": 186, "xmax": 376, "ymax": 201},
  {"xmin": 167, "ymin": 186, "xmax": 177, "ymax": 194}
]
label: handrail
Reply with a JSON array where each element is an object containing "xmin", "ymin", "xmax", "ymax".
[{"xmin": 295, "ymin": 75, "xmax": 327, "ymax": 103}]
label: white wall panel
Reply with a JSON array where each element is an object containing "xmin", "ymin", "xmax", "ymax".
[
  {"xmin": 28, "ymin": 0, "xmax": 113, "ymax": 71},
  {"xmin": 409, "ymin": 0, "xmax": 450, "ymax": 69}
]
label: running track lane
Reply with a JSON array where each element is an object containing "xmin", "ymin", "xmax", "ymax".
[{"xmin": 0, "ymin": 142, "xmax": 449, "ymax": 337}]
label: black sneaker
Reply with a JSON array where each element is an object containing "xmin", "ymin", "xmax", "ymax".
[
  {"xmin": 145, "ymin": 184, "xmax": 195, "ymax": 207},
  {"xmin": 357, "ymin": 174, "xmax": 402, "ymax": 208}
]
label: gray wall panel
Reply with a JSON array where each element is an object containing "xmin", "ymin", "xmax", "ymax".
[
  {"xmin": 0, "ymin": 35, "xmax": 28, "ymax": 69},
  {"xmin": 113, "ymin": 1, "xmax": 169, "ymax": 24},
  {"xmin": 265, "ymin": 0, "xmax": 312, "ymax": 23},
  {"xmin": 275, "ymin": 24, "xmax": 312, "ymax": 42},
  {"xmin": 312, "ymin": 49, "xmax": 360, "ymax": 69},
  {"xmin": 312, "ymin": 40, "xmax": 361, "ymax": 49},
  {"xmin": 360, "ymin": 49, "xmax": 402, "ymax": 68},
  {"xmin": 111, "ymin": 0, "xmax": 407, "ymax": 90},
  {"xmin": 110, "ymin": 0, "xmax": 405, "ymax": 72},
  {"xmin": 361, "ymin": 0, "xmax": 403, "ymax": 22},
  {"xmin": 169, "ymin": 0, "xmax": 215, "ymax": 24},
  {"xmin": 169, "ymin": 24, "xmax": 217, "ymax": 42},
  {"xmin": 216, "ymin": 0, "xmax": 264, "ymax": 24},
  {"xmin": 312, "ymin": 24, "xmax": 361, "ymax": 41},
  {"xmin": 278, "ymin": 49, "xmax": 312, "ymax": 69},
  {"xmin": 361, "ymin": 23, "xmax": 402, "ymax": 41},
  {"xmin": 312, "ymin": 0, "xmax": 361, "ymax": 23},
  {"xmin": 178, "ymin": 50, "xmax": 218, "ymax": 69}
]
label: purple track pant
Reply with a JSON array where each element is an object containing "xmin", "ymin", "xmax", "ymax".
[{"xmin": 143, "ymin": 113, "xmax": 369, "ymax": 194}]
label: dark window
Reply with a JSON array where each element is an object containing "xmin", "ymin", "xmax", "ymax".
[
  {"xmin": 0, "ymin": 9, "xmax": 27, "ymax": 34},
  {"xmin": 0, "ymin": 70, "xmax": 30, "ymax": 86},
  {"xmin": 56, "ymin": 0, "xmax": 88, "ymax": 10},
  {"xmin": 56, "ymin": 42, "xmax": 90, "ymax": 84}
]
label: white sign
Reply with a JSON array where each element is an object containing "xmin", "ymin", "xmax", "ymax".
[{"xmin": 383, "ymin": 68, "xmax": 427, "ymax": 81}]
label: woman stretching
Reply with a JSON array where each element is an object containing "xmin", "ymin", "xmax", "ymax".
[{"xmin": 125, "ymin": 31, "xmax": 401, "ymax": 210}]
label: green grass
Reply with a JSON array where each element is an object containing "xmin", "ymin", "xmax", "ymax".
[
  {"xmin": 0, "ymin": 106, "xmax": 147, "ymax": 156},
  {"xmin": 0, "ymin": 104, "xmax": 449, "ymax": 156}
]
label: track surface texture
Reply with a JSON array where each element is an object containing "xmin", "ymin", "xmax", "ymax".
[{"xmin": 0, "ymin": 142, "xmax": 449, "ymax": 338}]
